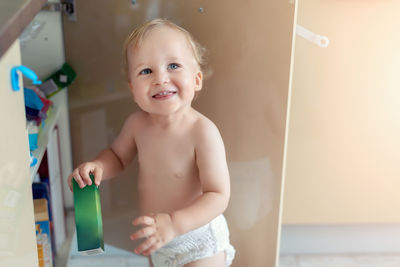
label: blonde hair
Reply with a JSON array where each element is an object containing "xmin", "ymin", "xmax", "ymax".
[{"xmin": 122, "ymin": 18, "xmax": 207, "ymax": 81}]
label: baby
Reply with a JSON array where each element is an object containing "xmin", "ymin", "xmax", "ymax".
[{"xmin": 68, "ymin": 19, "xmax": 235, "ymax": 267}]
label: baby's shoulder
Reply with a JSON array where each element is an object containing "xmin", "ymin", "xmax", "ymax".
[
  {"xmin": 122, "ymin": 111, "xmax": 147, "ymax": 131},
  {"xmin": 125, "ymin": 110, "xmax": 146, "ymax": 124},
  {"xmin": 191, "ymin": 110, "xmax": 221, "ymax": 139},
  {"xmin": 190, "ymin": 111, "xmax": 225, "ymax": 150}
]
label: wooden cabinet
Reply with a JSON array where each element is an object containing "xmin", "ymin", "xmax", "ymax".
[{"xmin": 282, "ymin": 0, "xmax": 400, "ymax": 225}]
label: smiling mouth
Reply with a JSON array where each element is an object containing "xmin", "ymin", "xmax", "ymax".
[{"xmin": 152, "ymin": 91, "xmax": 177, "ymax": 99}]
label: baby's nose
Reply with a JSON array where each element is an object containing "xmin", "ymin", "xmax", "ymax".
[{"xmin": 153, "ymin": 70, "xmax": 169, "ymax": 85}]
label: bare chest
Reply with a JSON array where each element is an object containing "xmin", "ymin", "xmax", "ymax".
[{"xmin": 135, "ymin": 130, "xmax": 197, "ymax": 179}]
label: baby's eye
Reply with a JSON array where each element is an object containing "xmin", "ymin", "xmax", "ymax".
[
  {"xmin": 167, "ymin": 63, "xmax": 180, "ymax": 70},
  {"xmin": 139, "ymin": 68, "xmax": 152, "ymax": 75}
]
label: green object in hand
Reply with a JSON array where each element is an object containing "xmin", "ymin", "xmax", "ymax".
[{"xmin": 73, "ymin": 174, "xmax": 104, "ymax": 255}]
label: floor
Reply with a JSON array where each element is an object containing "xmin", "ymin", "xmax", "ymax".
[
  {"xmin": 54, "ymin": 209, "xmax": 74, "ymax": 267},
  {"xmin": 280, "ymin": 254, "xmax": 400, "ymax": 267},
  {"xmin": 54, "ymin": 210, "xmax": 149, "ymax": 267},
  {"xmin": 55, "ymin": 211, "xmax": 400, "ymax": 267}
]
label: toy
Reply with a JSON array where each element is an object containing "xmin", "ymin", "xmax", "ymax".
[{"xmin": 73, "ymin": 174, "xmax": 104, "ymax": 255}]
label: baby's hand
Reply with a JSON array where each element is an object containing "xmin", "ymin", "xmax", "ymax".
[
  {"xmin": 67, "ymin": 161, "xmax": 103, "ymax": 192},
  {"xmin": 130, "ymin": 213, "xmax": 177, "ymax": 256}
]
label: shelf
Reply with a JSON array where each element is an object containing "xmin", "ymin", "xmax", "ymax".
[{"xmin": 30, "ymin": 106, "xmax": 61, "ymax": 183}]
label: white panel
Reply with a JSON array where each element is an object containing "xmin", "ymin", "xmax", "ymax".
[
  {"xmin": 50, "ymin": 89, "xmax": 73, "ymax": 208},
  {"xmin": 20, "ymin": 1, "xmax": 65, "ymax": 79},
  {"xmin": 47, "ymin": 127, "xmax": 66, "ymax": 253}
]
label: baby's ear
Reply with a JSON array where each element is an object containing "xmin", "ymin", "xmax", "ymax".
[{"xmin": 195, "ymin": 71, "xmax": 203, "ymax": 91}]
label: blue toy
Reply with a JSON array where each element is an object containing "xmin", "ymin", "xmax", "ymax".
[{"xmin": 11, "ymin": 65, "xmax": 42, "ymax": 91}]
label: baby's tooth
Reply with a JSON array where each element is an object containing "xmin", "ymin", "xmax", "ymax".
[{"xmin": 157, "ymin": 91, "xmax": 172, "ymax": 96}]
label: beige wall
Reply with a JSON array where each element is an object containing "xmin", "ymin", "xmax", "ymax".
[
  {"xmin": 64, "ymin": 0, "xmax": 295, "ymax": 265},
  {"xmin": 282, "ymin": 0, "xmax": 400, "ymax": 224}
]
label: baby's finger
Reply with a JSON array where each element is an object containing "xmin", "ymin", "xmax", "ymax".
[
  {"xmin": 132, "ymin": 216, "xmax": 155, "ymax": 227},
  {"xmin": 73, "ymin": 172, "xmax": 86, "ymax": 188},
  {"xmin": 130, "ymin": 226, "xmax": 155, "ymax": 240},
  {"xmin": 134, "ymin": 236, "xmax": 156, "ymax": 255},
  {"xmin": 79, "ymin": 167, "xmax": 92, "ymax": 186},
  {"xmin": 93, "ymin": 167, "xmax": 103, "ymax": 186},
  {"xmin": 67, "ymin": 174, "xmax": 74, "ymax": 192},
  {"xmin": 142, "ymin": 242, "xmax": 162, "ymax": 256}
]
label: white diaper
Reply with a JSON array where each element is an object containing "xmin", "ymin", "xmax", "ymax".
[{"xmin": 151, "ymin": 214, "xmax": 235, "ymax": 267}]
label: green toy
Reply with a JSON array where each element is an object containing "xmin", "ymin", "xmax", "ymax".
[
  {"xmin": 39, "ymin": 63, "xmax": 76, "ymax": 97},
  {"xmin": 73, "ymin": 174, "xmax": 104, "ymax": 255}
]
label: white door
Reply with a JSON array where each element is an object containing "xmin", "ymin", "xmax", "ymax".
[{"xmin": 0, "ymin": 41, "xmax": 39, "ymax": 267}]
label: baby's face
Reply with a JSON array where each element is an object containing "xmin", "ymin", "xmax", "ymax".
[{"xmin": 127, "ymin": 27, "xmax": 202, "ymax": 116}]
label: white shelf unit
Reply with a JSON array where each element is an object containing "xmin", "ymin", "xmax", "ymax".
[
  {"xmin": 29, "ymin": 103, "xmax": 67, "ymax": 254},
  {"xmin": 20, "ymin": 0, "xmax": 74, "ymax": 259},
  {"xmin": 21, "ymin": 0, "xmax": 74, "ymax": 209}
]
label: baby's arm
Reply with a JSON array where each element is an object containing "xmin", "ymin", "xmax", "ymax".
[
  {"xmin": 67, "ymin": 113, "xmax": 138, "ymax": 191},
  {"xmin": 171, "ymin": 119, "xmax": 231, "ymax": 233},
  {"xmin": 131, "ymin": 119, "xmax": 230, "ymax": 255}
]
